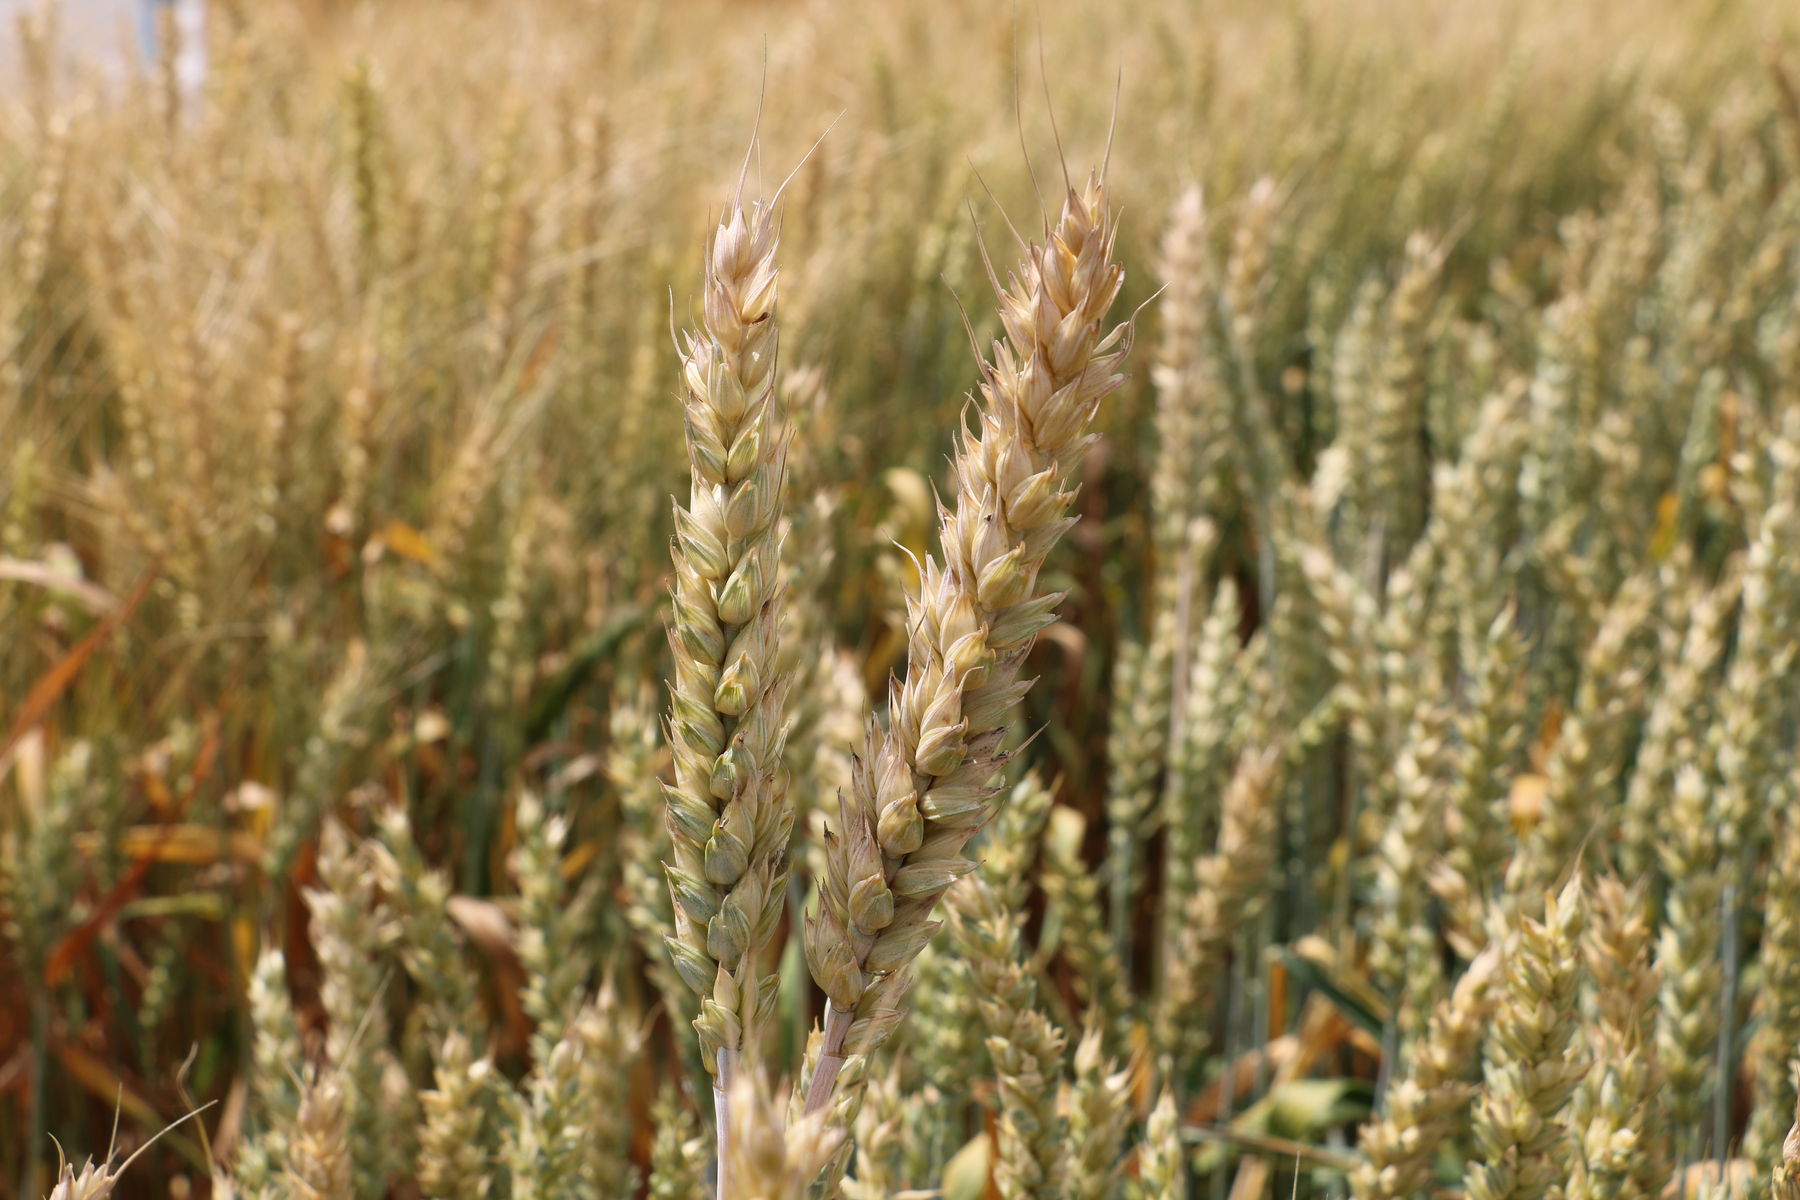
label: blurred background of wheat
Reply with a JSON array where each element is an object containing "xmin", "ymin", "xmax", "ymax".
[{"xmin": 6, "ymin": 0, "xmax": 1800, "ymax": 1196}]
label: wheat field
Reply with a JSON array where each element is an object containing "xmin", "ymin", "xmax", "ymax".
[{"xmin": 5, "ymin": 0, "xmax": 1800, "ymax": 1197}]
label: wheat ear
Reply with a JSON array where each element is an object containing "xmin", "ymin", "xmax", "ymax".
[
  {"xmin": 661, "ymin": 182, "xmax": 791, "ymax": 1186},
  {"xmin": 801, "ymin": 171, "xmax": 1126, "ymax": 1116},
  {"xmin": 1466, "ymin": 877, "xmax": 1588, "ymax": 1200},
  {"xmin": 1352, "ymin": 947, "xmax": 1500, "ymax": 1200}
]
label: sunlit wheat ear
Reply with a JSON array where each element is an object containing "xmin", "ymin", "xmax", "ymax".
[
  {"xmin": 802, "ymin": 170, "xmax": 1127, "ymax": 1120},
  {"xmin": 1352, "ymin": 947, "xmax": 1500, "ymax": 1200},
  {"xmin": 1466, "ymin": 876, "xmax": 1588, "ymax": 1200},
  {"xmin": 660, "ymin": 179, "xmax": 793, "ymax": 1165}
]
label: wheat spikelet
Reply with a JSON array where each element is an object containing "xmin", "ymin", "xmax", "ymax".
[
  {"xmin": 1715, "ymin": 410, "xmax": 1800, "ymax": 862},
  {"xmin": 46, "ymin": 1105, "xmax": 212, "ymax": 1200},
  {"xmin": 1369, "ymin": 699, "xmax": 1454, "ymax": 1041},
  {"xmin": 573, "ymin": 985, "xmax": 645, "ymax": 1196},
  {"xmin": 610, "ymin": 691, "xmax": 691, "ymax": 1025},
  {"xmin": 1431, "ymin": 606, "xmax": 1529, "ymax": 959},
  {"xmin": 1043, "ymin": 806, "xmax": 1134, "ymax": 1051},
  {"xmin": 1157, "ymin": 747, "xmax": 1282, "ymax": 1066},
  {"xmin": 908, "ymin": 777, "xmax": 1053, "ymax": 1116},
  {"xmin": 1774, "ymin": 1094, "xmax": 1800, "ymax": 1200},
  {"xmin": 1160, "ymin": 576, "xmax": 1246, "ymax": 919},
  {"xmin": 269, "ymin": 646, "xmax": 373, "ymax": 879},
  {"xmin": 1618, "ymin": 565, "xmax": 1737, "ymax": 881},
  {"xmin": 1508, "ymin": 574, "xmax": 1655, "ymax": 902},
  {"xmin": 1105, "ymin": 188, "xmax": 1229, "ymax": 948},
  {"xmin": 503, "ymin": 1025, "xmax": 589, "ymax": 1197},
  {"xmin": 241, "ymin": 947, "xmax": 303, "ymax": 1186},
  {"xmin": 511, "ymin": 792, "xmax": 592, "ymax": 1047},
  {"xmin": 371, "ymin": 805, "xmax": 478, "ymax": 1042},
  {"xmin": 722, "ymin": 1069, "xmax": 842, "ymax": 1200},
  {"xmin": 1151, "ymin": 187, "xmax": 1227, "ymax": 530},
  {"xmin": 842, "ymin": 1057, "xmax": 908, "ymax": 1200},
  {"xmin": 1362, "ymin": 232, "xmax": 1448, "ymax": 551}
]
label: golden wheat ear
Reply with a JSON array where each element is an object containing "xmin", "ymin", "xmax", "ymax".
[
  {"xmin": 662, "ymin": 165, "xmax": 795, "ymax": 1191},
  {"xmin": 801, "ymin": 171, "xmax": 1128, "ymax": 1129}
]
